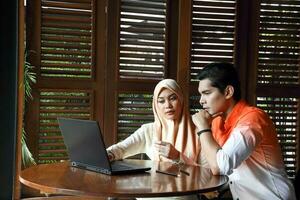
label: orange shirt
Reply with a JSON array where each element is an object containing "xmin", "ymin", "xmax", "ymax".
[
  {"xmin": 212, "ymin": 100, "xmax": 271, "ymax": 146},
  {"xmin": 211, "ymin": 100, "xmax": 296, "ymax": 199}
]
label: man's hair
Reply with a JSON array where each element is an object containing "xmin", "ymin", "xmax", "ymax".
[{"xmin": 196, "ymin": 62, "xmax": 241, "ymax": 101}]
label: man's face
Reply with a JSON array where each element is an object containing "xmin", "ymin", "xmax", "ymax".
[{"xmin": 198, "ymin": 78, "xmax": 229, "ymax": 116}]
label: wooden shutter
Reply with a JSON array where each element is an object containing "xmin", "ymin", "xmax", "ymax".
[
  {"xmin": 257, "ymin": 97, "xmax": 298, "ymax": 177},
  {"xmin": 119, "ymin": 0, "xmax": 167, "ymax": 80},
  {"xmin": 256, "ymin": 0, "xmax": 300, "ymax": 178},
  {"xmin": 189, "ymin": 95, "xmax": 202, "ymax": 115},
  {"xmin": 118, "ymin": 93, "xmax": 153, "ymax": 141},
  {"xmin": 189, "ymin": 0, "xmax": 237, "ymax": 113},
  {"xmin": 25, "ymin": 0, "xmax": 106, "ymax": 164},
  {"xmin": 113, "ymin": 0, "xmax": 167, "ymax": 143},
  {"xmin": 39, "ymin": 89, "xmax": 93, "ymax": 162},
  {"xmin": 190, "ymin": 0, "xmax": 236, "ymax": 81},
  {"xmin": 40, "ymin": 0, "xmax": 93, "ymax": 79}
]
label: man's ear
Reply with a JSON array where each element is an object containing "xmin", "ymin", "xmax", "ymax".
[{"xmin": 224, "ymin": 85, "xmax": 234, "ymax": 99}]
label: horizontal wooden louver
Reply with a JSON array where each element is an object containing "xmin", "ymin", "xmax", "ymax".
[
  {"xmin": 40, "ymin": 0, "xmax": 93, "ymax": 79},
  {"xmin": 257, "ymin": 1, "xmax": 300, "ymax": 179},
  {"xmin": 189, "ymin": 95, "xmax": 201, "ymax": 115},
  {"xmin": 38, "ymin": 89, "xmax": 93, "ymax": 163},
  {"xmin": 119, "ymin": 0, "xmax": 167, "ymax": 80},
  {"xmin": 257, "ymin": 97, "xmax": 298, "ymax": 178},
  {"xmin": 118, "ymin": 93, "xmax": 154, "ymax": 141},
  {"xmin": 190, "ymin": 0, "xmax": 236, "ymax": 81},
  {"xmin": 258, "ymin": 1, "xmax": 300, "ymax": 85}
]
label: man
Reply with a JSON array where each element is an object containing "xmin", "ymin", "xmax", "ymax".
[{"xmin": 192, "ymin": 62, "xmax": 296, "ymax": 200}]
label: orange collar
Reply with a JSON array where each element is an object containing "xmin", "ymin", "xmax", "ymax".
[
  {"xmin": 224, "ymin": 100, "xmax": 248, "ymax": 130},
  {"xmin": 212, "ymin": 100, "xmax": 249, "ymax": 146}
]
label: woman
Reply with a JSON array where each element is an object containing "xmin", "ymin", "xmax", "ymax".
[
  {"xmin": 107, "ymin": 79, "xmax": 206, "ymax": 200},
  {"xmin": 107, "ymin": 79, "xmax": 201, "ymax": 164}
]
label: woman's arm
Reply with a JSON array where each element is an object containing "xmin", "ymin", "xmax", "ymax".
[
  {"xmin": 154, "ymin": 141, "xmax": 201, "ymax": 166},
  {"xmin": 107, "ymin": 124, "xmax": 153, "ymax": 160}
]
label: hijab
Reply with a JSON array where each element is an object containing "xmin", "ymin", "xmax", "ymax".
[{"xmin": 152, "ymin": 79, "xmax": 200, "ymax": 163}]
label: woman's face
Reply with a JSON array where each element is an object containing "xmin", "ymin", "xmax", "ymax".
[{"xmin": 156, "ymin": 88, "xmax": 182, "ymax": 120}]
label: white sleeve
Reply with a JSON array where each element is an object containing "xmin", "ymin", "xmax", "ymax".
[
  {"xmin": 198, "ymin": 148, "xmax": 210, "ymax": 168},
  {"xmin": 106, "ymin": 124, "xmax": 153, "ymax": 160},
  {"xmin": 216, "ymin": 125, "xmax": 263, "ymax": 175}
]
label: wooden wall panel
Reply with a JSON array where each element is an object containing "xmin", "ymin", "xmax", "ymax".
[
  {"xmin": 24, "ymin": 0, "xmax": 300, "ymax": 176},
  {"xmin": 25, "ymin": 0, "xmax": 106, "ymax": 163}
]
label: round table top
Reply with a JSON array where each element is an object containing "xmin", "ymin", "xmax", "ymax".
[{"xmin": 20, "ymin": 160, "xmax": 228, "ymax": 198}]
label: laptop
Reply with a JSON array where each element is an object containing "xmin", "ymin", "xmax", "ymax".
[{"xmin": 57, "ymin": 117, "xmax": 151, "ymax": 175}]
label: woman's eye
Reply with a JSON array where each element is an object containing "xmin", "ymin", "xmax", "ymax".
[
  {"xmin": 157, "ymin": 100, "xmax": 165, "ymax": 104},
  {"xmin": 169, "ymin": 95, "xmax": 177, "ymax": 101}
]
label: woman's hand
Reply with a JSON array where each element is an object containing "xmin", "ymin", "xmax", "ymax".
[
  {"xmin": 154, "ymin": 141, "xmax": 179, "ymax": 160},
  {"xmin": 107, "ymin": 150, "xmax": 115, "ymax": 161}
]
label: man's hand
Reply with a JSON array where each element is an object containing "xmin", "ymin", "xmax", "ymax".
[
  {"xmin": 154, "ymin": 141, "xmax": 179, "ymax": 160},
  {"xmin": 192, "ymin": 109, "xmax": 212, "ymax": 130},
  {"xmin": 192, "ymin": 110, "xmax": 222, "ymax": 130}
]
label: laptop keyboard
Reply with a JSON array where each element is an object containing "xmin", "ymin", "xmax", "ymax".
[{"xmin": 111, "ymin": 161, "xmax": 137, "ymax": 171}]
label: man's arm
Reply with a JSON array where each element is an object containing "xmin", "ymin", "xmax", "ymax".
[
  {"xmin": 193, "ymin": 111, "xmax": 264, "ymax": 176},
  {"xmin": 198, "ymin": 131, "xmax": 221, "ymax": 175},
  {"xmin": 192, "ymin": 111, "xmax": 221, "ymax": 175}
]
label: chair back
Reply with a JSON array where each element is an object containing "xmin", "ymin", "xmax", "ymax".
[{"xmin": 294, "ymin": 170, "xmax": 299, "ymax": 200}]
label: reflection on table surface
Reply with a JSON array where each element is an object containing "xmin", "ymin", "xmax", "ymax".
[{"xmin": 20, "ymin": 159, "xmax": 228, "ymax": 198}]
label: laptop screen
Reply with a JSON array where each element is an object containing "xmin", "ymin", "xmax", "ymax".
[{"xmin": 58, "ymin": 118, "xmax": 111, "ymax": 171}]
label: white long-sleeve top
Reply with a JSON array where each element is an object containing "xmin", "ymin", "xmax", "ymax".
[
  {"xmin": 107, "ymin": 123, "xmax": 155, "ymax": 160},
  {"xmin": 107, "ymin": 122, "xmax": 208, "ymax": 166},
  {"xmin": 107, "ymin": 122, "xmax": 208, "ymax": 200}
]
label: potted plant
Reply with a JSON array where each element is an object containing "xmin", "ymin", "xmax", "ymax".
[{"xmin": 22, "ymin": 52, "xmax": 36, "ymax": 168}]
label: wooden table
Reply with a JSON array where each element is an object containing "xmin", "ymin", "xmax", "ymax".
[{"xmin": 20, "ymin": 160, "xmax": 228, "ymax": 198}]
